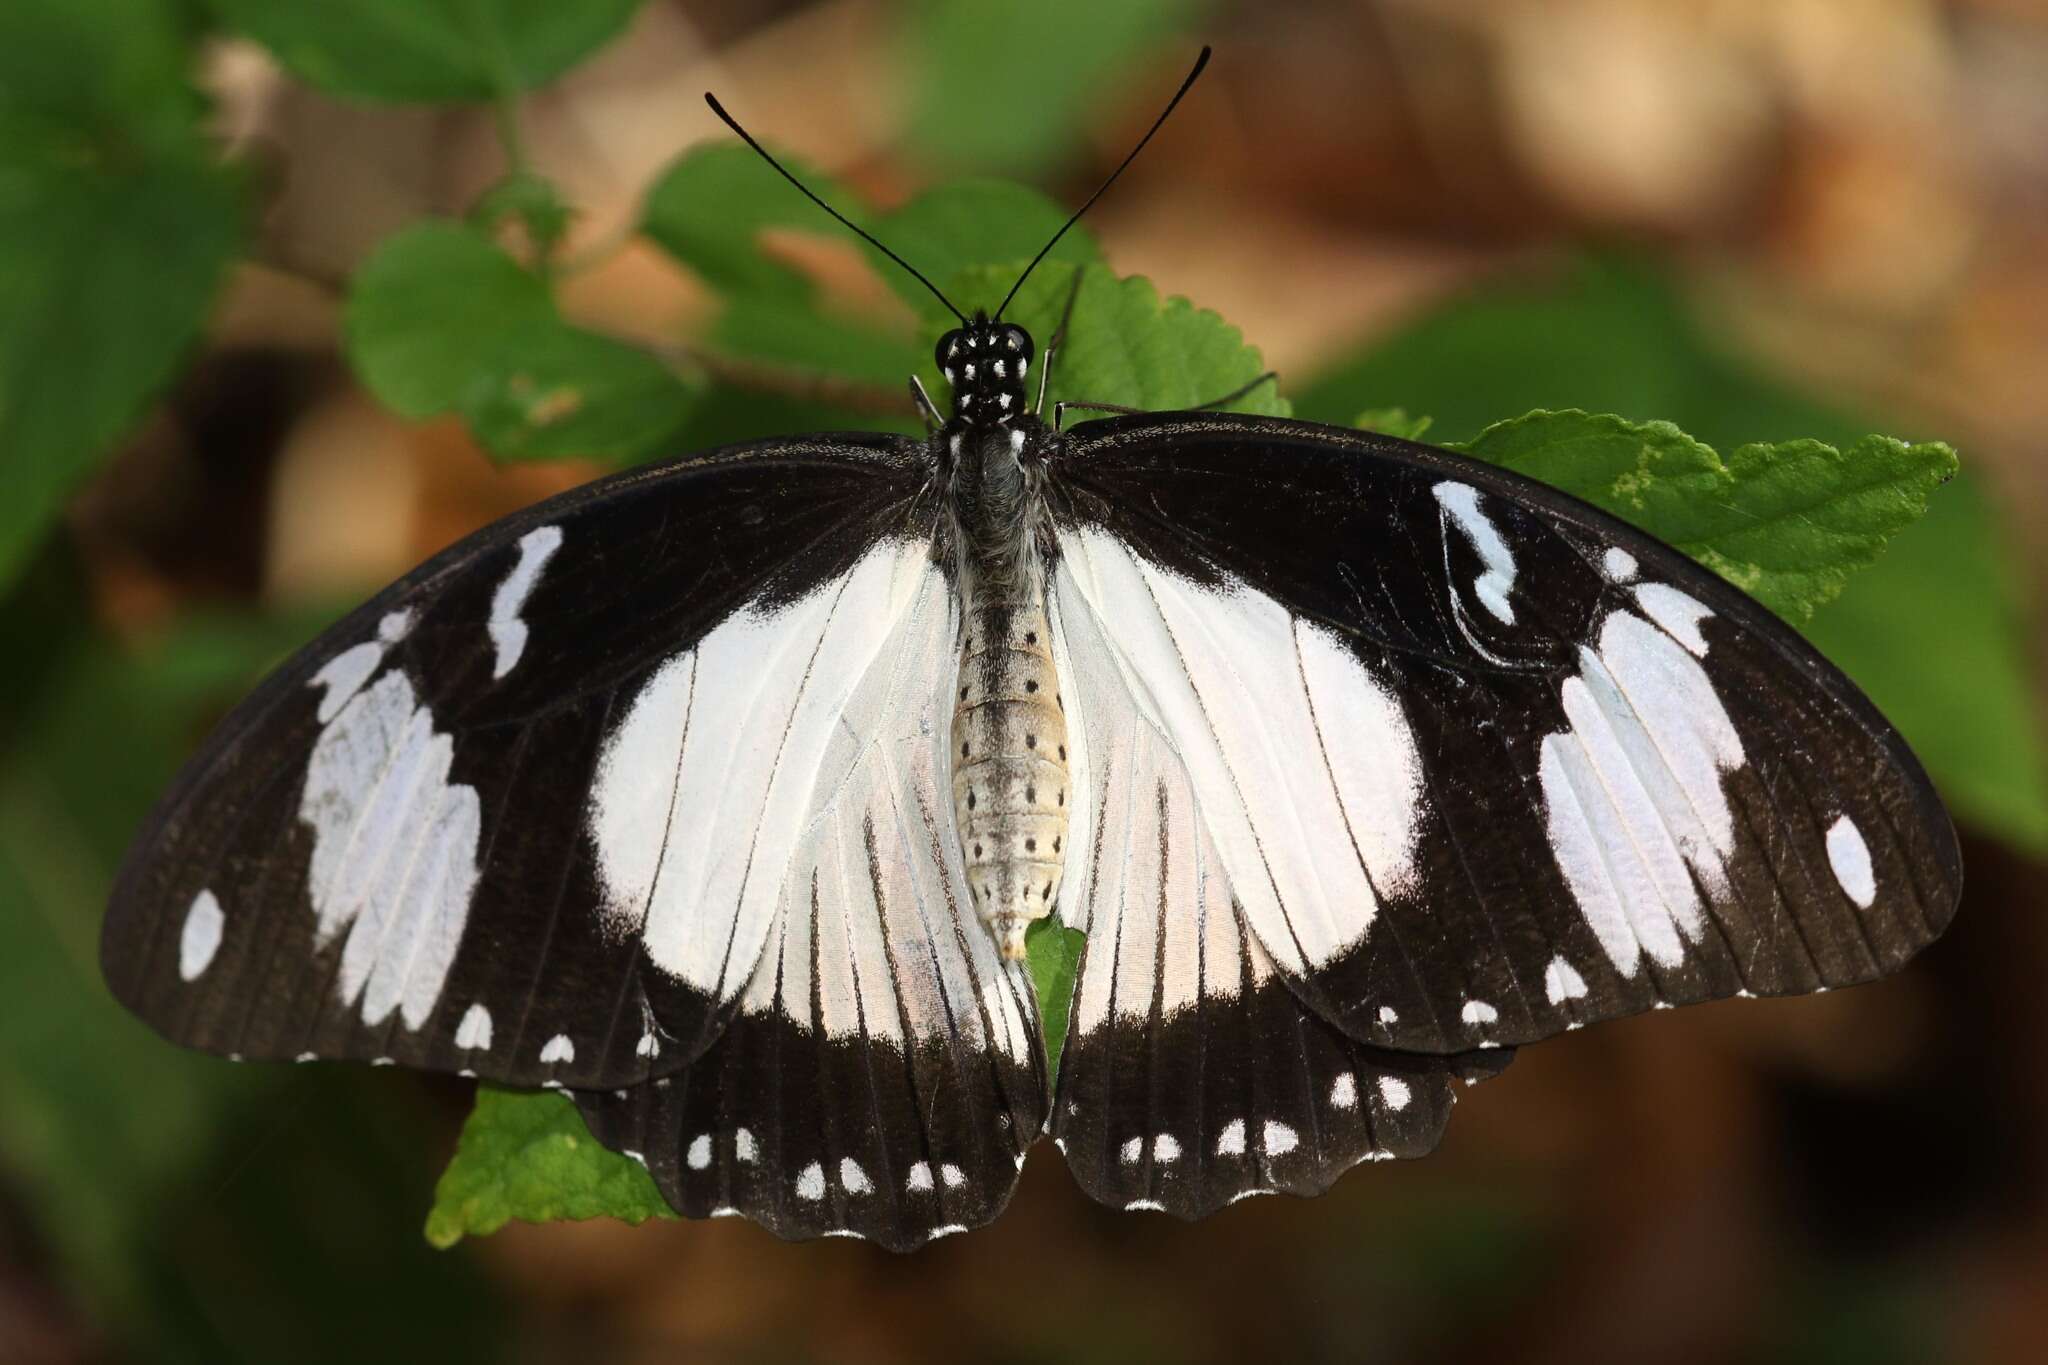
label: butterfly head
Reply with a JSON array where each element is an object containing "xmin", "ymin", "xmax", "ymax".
[{"xmin": 937, "ymin": 314, "xmax": 1033, "ymax": 427}]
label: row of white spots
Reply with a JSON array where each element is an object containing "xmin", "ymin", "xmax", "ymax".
[
  {"xmin": 905, "ymin": 1160, "xmax": 969, "ymax": 1193},
  {"xmin": 487, "ymin": 525, "xmax": 564, "ymax": 679},
  {"xmin": 1461, "ymin": 999, "xmax": 1498, "ymax": 1027},
  {"xmin": 1538, "ymin": 589, "xmax": 1746, "ymax": 978},
  {"xmin": 1432, "ymin": 482, "xmax": 1519, "ymax": 624}
]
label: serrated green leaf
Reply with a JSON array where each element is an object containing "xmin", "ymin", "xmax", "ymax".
[
  {"xmin": 641, "ymin": 141, "xmax": 859, "ymax": 304},
  {"xmin": 900, "ymin": 0, "xmax": 1210, "ymax": 173},
  {"xmin": 461, "ymin": 322, "xmax": 695, "ymax": 462},
  {"xmin": 711, "ymin": 296, "xmax": 921, "ymax": 390},
  {"xmin": 920, "ymin": 263, "xmax": 1288, "ymax": 420},
  {"xmin": 205, "ymin": 0, "xmax": 644, "ymax": 103},
  {"xmin": 1025, "ymin": 918, "xmax": 1087, "ymax": 1081},
  {"xmin": 0, "ymin": 0, "xmax": 245, "ymax": 593},
  {"xmin": 426, "ymin": 1086, "xmax": 672, "ymax": 1247},
  {"xmin": 1355, "ymin": 408, "xmax": 1433, "ymax": 441},
  {"xmin": 869, "ymin": 180, "xmax": 1100, "ymax": 317},
  {"xmin": 1453, "ymin": 410, "xmax": 1956, "ymax": 622},
  {"xmin": 346, "ymin": 222, "xmax": 556, "ymax": 418}
]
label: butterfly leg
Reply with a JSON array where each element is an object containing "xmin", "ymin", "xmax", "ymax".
[
  {"xmin": 910, "ymin": 374, "xmax": 943, "ymax": 432},
  {"xmin": 1053, "ymin": 371, "xmax": 1279, "ymax": 429}
]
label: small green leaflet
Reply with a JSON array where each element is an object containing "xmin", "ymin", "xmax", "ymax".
[{"xmin": 1451, "ymin": 409, "xmax": 1957, "ymax": 623}]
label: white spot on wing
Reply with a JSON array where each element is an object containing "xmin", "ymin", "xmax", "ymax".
[
  {"xmin": 1632, "ymin": 583, "xmax": 1713, "ymax": 657},
  {"xmin": 1461, "ymin": 999, "xmax": 1498, "ymax": 1027},
  {"xmin": 454, "ymin": 1003, "xmax": 493, "ymax": 1050},
  {"xmin": 840, "ymin": 1158, "xmax": 873, "ymax": 1195},
  {"xmin": 1432, "ymin": 482, "xmax": 1518, "ymax": 623},
  {"xmin": 1544, "ymin": 956, "xmax": 1589, "ymax": 1004},
  {"xmin": 634, "ymin": 1030, "xmax": 660, "ymax": 1059},
  {"xmin": 1603, "ymin": 548, "xmax": 1639, "ymax": 582},
  {"xmin": 1125, "ymin": 1199, "xmax": 1166, "ymax": 1212},
  {"xmin": 1216, "ymin": 1119, "xmax": 1247, "ymax": 1157},
  {"xmin": 179, "ymin": 890, "xmax": 224, "ymax": 981},
  {"xmin": 735, "ymin": 1128, "xmax": 758, "ymax": 1163},
  {"xmin": 1329, "ymin": 1073, "xmax": 1357, "ymax": 1110},
  {"xmin": 1261, "ymin": 1121, "xmax": 1299, "ymax": 1156},
  {"xmin": 1153, "ymin": 1134, "xmax": 1181, "ymax": 1163},
  {"xmin": 377, "ymin": 609, "xmax": 415, "ymax": 643},
  {"xmin": 906, "ymin": 1161, "xmax": 934, "ymax": 1192},
  {"xmin": 1119, "ymin": 1136, "xmax": 1143, "ymax": 1164},
  {"xmin": 538, "ymin": 1034, "xmax": 574, "ymax": 1065},
  {"xmin": 488, "ymin": 525, "xmax": 563, "ymax": 679},
  {"xmin": 795, "ymin": 1163, "xmax": 826, "ymax": 1201},
  {"xmin": 309, "ymin": 642, "xmax": 384, "ymax": 723},
  {"xmin": 940, "ymin": 1163, "xmax": 967, "ymax": 1189},
  {"xmin": 686, "ymin": 1133, "xmax": 711, "ymax": 1170},
  {"xmin": 1826, "ymin": 814, "xmax": 1876, "ymax": 908},
  {"xmin": 1377, "ymin": 1005, "xmax": 1399, "ymax": 1026},
  {"xmin": 1378, "ymin": 1076, "xmax": 1412, "ymax": 1111}
]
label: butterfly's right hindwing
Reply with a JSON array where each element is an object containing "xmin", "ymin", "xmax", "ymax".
[{"xmin": 102, "ymin": 434, "xmax": 938, "ymax": 1090}]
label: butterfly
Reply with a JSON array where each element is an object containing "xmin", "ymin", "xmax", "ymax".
[{"xmin": 100, "ymin": 49, "xmax": 1960, "ymax": 1251}]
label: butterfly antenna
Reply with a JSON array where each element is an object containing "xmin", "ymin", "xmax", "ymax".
[
  {"xmin": 704, "ymin": 92, "xmax": 967, "ymax": 325},
  {"xmin": 996, "ymin": 45, "xmax": 1212, "ymax": 320}
]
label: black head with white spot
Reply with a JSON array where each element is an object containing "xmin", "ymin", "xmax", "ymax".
[{"xmin": 937, "ymin": 314, "xmax": 1033, "ymax": 427}]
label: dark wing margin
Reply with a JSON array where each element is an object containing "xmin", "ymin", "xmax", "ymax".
[
  {"xmin": 102, "ymin": 433, "xmax": 933, "ymax": 1090},
  {"xmin": 1049, "ymin": 411, "xmax": 1962, "ymax": 1057}
]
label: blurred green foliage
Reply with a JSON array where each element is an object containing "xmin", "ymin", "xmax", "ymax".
[{"xmin": 0, "ymin": 0, "xmax": 2040, "ymax": 1353}]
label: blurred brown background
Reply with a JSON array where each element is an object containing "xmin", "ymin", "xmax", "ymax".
[{"xmin": 12, "ymin": 1, "xmax": 2048, "ymax": 1361}]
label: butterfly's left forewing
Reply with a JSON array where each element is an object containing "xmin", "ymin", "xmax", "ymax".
[
  {"xmin": 1048, "ymin": 412, "xmax": 1961, "ymax": 1059},
  {"xmin": 102, "ymin": 434, "xmax": 963, "ymax": 1091}
]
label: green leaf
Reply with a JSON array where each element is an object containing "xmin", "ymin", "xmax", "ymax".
[
  {"xmin": 426, "ymin": 1085, "xmax": 672, "ymax": 1247},
  {"xmin": 1454, "ymin": 410, "xmax": 1957, "ymax": 622},
  {"xmin": 461, "ymin": 322, "xmax": 695, "ymax": 462},
  {"xmin": 899, "ymin": 0, "xmax": 1211, "ymax": 173},
  {"xmin": 0, "ymin": 0, "xmax": 246, "ymax": 592},
  {"xmin": 204, "ymin": 0, "xmax": 645, "ymax": 103},
  {"xmin": 869, "ymin": 180, "xmax": 1100, "ymax": 317},
  {"xmin": 920, "ymin": 263, "xmax": 1288, "ymax": 420},
  {"xmin": 347, "ymin": 221, "xmax": 695, "ymax": 460},
  {"xmin": 1026, "ymin": 919, "xmax": 1087, "ymax": 1081},
  {"xmin": 346, "ymin": 222, "xmax": 556, "ymax": 418},
  {"xmin": 641, "ymin": 141, "xmax": 859, "ymax": 304},
  {"xmin": 1355, "ymin": 407, "xmax": 1433, "ymax": 441},
  {"xmin": 711, "ymin": 296, "xmax": 921, "ymax": 390},
  {"xmin": 470, "ymin": 167, "xmax": 575, "ymax": 259}
]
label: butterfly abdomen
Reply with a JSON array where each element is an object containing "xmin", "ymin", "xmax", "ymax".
[{"xmin": 951, "ymin": 593, "xmax": 1068, "ymax": 961}]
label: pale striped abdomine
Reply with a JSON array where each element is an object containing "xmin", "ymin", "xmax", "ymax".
[{"xmin": 950, "ymin": 593, "xmax": 1069, "ymax": 959}]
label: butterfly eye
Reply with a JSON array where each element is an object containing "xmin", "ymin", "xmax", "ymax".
[{"xmin": 935, "ymin": 331, "xmax": 964, "ymax": 371}]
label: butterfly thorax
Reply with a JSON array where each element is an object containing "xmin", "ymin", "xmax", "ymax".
[{"xmin": 936, "ymin": 317, "xmax": 1067, "ymax": 961}]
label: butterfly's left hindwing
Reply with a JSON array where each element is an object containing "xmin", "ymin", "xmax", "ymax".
[
  {"xmin": 1049, "ymin": 412, "xmax": 1961, "ymax": 1059},
  {"xmin": 102, "ymin": 434, "xmax": 959, "ymax": 1091}
]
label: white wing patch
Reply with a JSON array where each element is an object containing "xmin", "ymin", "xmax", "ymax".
[
  {"xmin": 454, "ymin": 1003, "xmax": 493, "ymax": 1051},
  {"xmin": 587, "ymin": 538, "xmax": 935, "ymax": 1002},
  {"xmin": 1538, "ymin": 595, "xmax": 1746, "ymax": 977},
  {"xmin": 602, "ymin": 546, "xmax": 1039, "ymax": 1062},
  {"xmin": 1433, "ymin": 481, "xmax": 1518, "ymax": 624},
  {"xmin": 1052, "ymin": 529, "xmax": 1423, "ymax": 977},
  {"xmin": 300, "ymin": 670, "xmax": 481, "ymax": 1030},
  {"xmin": 488, "ymin": 525, "xmax": 564, "ymax": 679}
]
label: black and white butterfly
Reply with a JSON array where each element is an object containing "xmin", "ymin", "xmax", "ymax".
[{"xmin": 101, "ymin": 50, "xmax": 1960, "ymax": 1252}]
